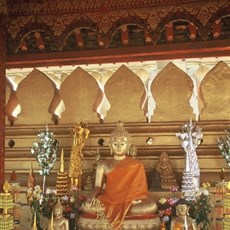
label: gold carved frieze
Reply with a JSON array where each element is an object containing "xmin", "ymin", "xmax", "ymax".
[
  {"xmin": 38, "ymin": 14, "xmax": 79, "ymax": 37},
  {"xmin": 0, "ymin": 0, "xmax": 7, "ymax": 15},
  {"xmin": 6, "ymin": 16, "xmax": 35, "ymax": 39},
  {"xmin": 89, "ymin": 11, "xmax": 125, "ymax": 34},
  {"xmin": 4, "ymin": 0, "xmax": 229, "ymax": 51}
]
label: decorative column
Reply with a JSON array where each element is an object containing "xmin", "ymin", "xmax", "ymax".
[{"xmin": 0, "ymin": 3, "xmax": 6, "ymax": 191}]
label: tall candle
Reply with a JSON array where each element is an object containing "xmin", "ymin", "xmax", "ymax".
[
  {"xmin": 32, "ymin": 212, "xmax": 37, "ymax": 230},
  {"xmin": 184, "ymin": 216, "xmax": 188, "ymax": 230},
  {"xmin": 60, "ymin": 149, "xmax": 64, "ymax": 173},
  {"xmin": 50, "ymin": 211, "xmax": 54, "ymax": 230}
]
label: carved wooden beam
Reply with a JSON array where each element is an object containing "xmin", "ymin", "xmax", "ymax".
[
  {"xmin": 34, "ymin": 32, "xmax": 45, "ymax": 50},
  {"xmin": 6, "ymin": 39, "xmax": 230, "ymax": 68},
  {"xmin": 165, "ymin": 23, "xmax": 174, "ymax": 42},
  {"xmin": 19, "ymin": 39, "xmax": 28, "ymax": 51},
  {"xmin": 188, "ymin": 23, "xmax": 197, "ymax": 40},
  {"xmin": 74, "ymin": 29, "xmax": 84, "ymax": 48},
  {"xmin": 144, "ymin": 31, "xmax": 152, "ymax": 44},
  {"xmin": 120, "ymin": 25, "xmax": 129, "ymax": 46},
  {"xmin": 97, "ymin": 34, "xmax": 105, "ymax": 48},
  {"xmin": 212, "ymin": 19, "xmax": 221, "ymax": 38}
]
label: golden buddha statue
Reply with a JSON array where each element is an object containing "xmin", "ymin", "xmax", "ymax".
[
  {"xmin": 69, "ymin": 122, "xmax": 90, "ymax": 189},
  {"xmin": 51, "ymin": 198, "xmax": 69, "ymax": 230},
  {"xmin": 81, "ymin": 121, "xmax": 158, "ymax": 230},
  {"xmin": 170, "ymin": 199, "xmax": 196, "ymax": 230}
]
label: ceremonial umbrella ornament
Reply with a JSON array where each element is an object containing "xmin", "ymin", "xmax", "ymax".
[
  {"xmin": 31, "ymin": 126, "xmax": 59, "ymax": 193},
  {"xmin": 176, "ymin": 120, "xmax": 203, "ymax": 201}
]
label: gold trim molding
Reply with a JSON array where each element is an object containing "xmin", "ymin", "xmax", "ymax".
[{"xmin": 7, "ymin": 0, "xmax": 212, "ymax": 14}]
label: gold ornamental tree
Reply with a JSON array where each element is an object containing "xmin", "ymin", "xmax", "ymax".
[{"xmin": 68, "ymin": 122, "xmax": 90, "ymax": 189}]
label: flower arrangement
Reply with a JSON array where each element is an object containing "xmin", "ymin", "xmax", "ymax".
[
  {"xmin": 27, "ymin": 186, "xmax": 58, "ymax": 229},
  {"xmin": 157, "ymin": 184, "xmax": 214, "ymax": 230},
  {"xmin": 40, "ymin": 188, "xmax": 58, "ymax": 219},
  {"xmin": 27, "ymin": 185, "xmax": 43, "ymax": 228},
  {"xmin": 60, "ymin": 186, "xmax": 81, "ymax": 229},
  {"xmin": 191, "ymin": 182, "xmax": 214, "ymax": 230},
  {"xmin": 157, "ymin": 187, "xmax": 179, "ymax": 229}
]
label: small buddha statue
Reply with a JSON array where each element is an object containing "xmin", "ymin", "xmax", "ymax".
[
  {"xmin": 51, "ymin": 198, "xmax": 69, "ymax": 230},
  {"xmin": 170, "ymin": 199, "xmax": 196, "ymax": 230},
  {"xmin": 88, "ymin": 149, "xmax": 101, "ymax": 189},
  {"xmin": 129, "ymin": 144, "xmax": 137, "ymax": 158},
  {"xmin": 156, "ymin": 151, "xmax": 178, "ymax": 189},
  {"xmin": 81, "ymin": 121, "xmax": 157, "ymax": 230}
]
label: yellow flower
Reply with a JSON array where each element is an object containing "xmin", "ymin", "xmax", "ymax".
[
  {"xmin": 202, "ymin": 182, "xmax": 211, "ymax": 189},
  {"xmin": 202, "ymin": 183, "xmax": 207, "ymax": 188},
  {"xmin": 159, "ymin": 197, "xmax": 167, "ymax": 204}
]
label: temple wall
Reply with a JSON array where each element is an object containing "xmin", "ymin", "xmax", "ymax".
[{"xmin": 4, "ymin": 58, "xmax": 230, "ymax": 189}]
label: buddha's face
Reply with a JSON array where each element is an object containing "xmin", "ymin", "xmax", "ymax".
[
  {"xmin": 54, "ymin": 207, "xmax": 63, "ymax": 217},
  {"xmin": 176, "ymin": 204, "xmax": 188, "ymax": 216},
  {"xmin": 110, "ymin": 136, "xmax": 130, "ymax": 156}
]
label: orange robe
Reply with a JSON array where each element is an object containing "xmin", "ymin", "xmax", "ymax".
[
  {"xmin": 97, "ymin": 157, "xmax": 149, "ymax": 230},
  {"xmin": 172, "ymin": 222, "xmax": 195, "ymax": 230}
]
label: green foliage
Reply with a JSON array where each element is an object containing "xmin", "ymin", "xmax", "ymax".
[{"xmin": 40, "ymin": 189, "xmax": 58, "ymax": 218}]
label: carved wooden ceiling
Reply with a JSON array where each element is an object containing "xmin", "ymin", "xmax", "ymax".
[{"xmin": 3, "ymin": 0, "xmax": 230, "ymax": 68}]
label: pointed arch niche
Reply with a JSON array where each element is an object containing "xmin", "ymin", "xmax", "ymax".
[{"xmin": 5, "ymin": 57, "xmax": 230, "ymax": 188}]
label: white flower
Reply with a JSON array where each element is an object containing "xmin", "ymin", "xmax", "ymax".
[
  {"xmin": 46, "ymin": 188, "xmax": 51, "ymax": 194},
  {"xmin": 196, "ymin": 190, "xmax": 202, "ymax": 197},
  {"xmin": 203, "ymin": 189, "xmax": 209, "ymax": 196},
  {"xmin": 34, "ymin": 185, "xmax": 41, "ymax": 192},
  {"xmin": 61, "ymin": 195, "xmax": 69, "ymax": 201}
]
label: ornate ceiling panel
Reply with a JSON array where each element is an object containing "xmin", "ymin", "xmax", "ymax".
[{"xmin": 3, "ymin": 0, "xmax": 230, "ymax": 67}]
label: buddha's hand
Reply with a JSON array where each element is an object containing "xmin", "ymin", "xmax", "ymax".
[
  {"xmin": 132, "ymin": 200, "xmax": 142, "ymax": 204},
  {"xmin": 85, "ymin": 194, "xmax": 97, "ymax": 208}
]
